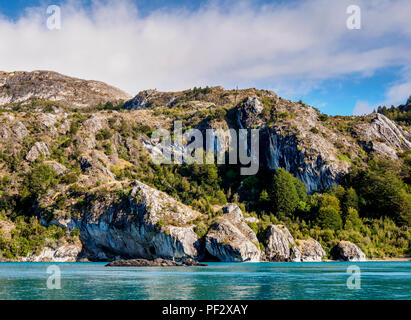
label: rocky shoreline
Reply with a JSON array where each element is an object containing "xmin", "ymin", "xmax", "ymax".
[
  {"xmin": 3, "ymin": 181, "xmax": 369, "ymax": 264},
  {"xmin": 106, "ymin": 258, "xmax": 208, "ymax": 267}
]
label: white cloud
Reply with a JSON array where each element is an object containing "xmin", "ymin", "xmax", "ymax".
[{"xmin": 0, "ymin": 0, "xmax": 410, "ymax": 98}]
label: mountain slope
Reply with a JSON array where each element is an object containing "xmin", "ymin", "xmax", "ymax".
[
  {"xmin": 0, "ymin": 74, "xmax": 410, "ymax": 261},
  {"xmin": 0, "ymin": 70, "xmax": 131, "ymax": 108}
]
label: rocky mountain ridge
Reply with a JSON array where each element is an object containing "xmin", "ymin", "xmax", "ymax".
[
  {"xmin": 0, "ymin": 71, "xmax": 409, "ymax": 262},
  {"xmin": 0, "ymin": 70, "xmax": 131, "ymax": 108}
]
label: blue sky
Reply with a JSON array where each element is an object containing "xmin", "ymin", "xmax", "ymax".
[{"xmin": 1, "ymin": 0, "xmax": 411, "ymax": 115}]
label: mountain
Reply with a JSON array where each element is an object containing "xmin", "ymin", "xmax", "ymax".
[
  {"xmin": 0, "ymin": 70, "xmax": 131, "ymax": 108},
  {"xmin": 0, "ymin": 72, "xmax": 410, "ymax": 262},
  {"xmin": 137, "ymin": 88, "xmax": 411, "ymax": 192}
]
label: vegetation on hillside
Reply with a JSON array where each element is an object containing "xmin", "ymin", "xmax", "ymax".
[
  {"xmin": 377, "ymin": 96, "xmax": 411, "ymax": 127},
  {"xmin": 0, "ymin": 87, "xmax": 410, "ymax": 260}
]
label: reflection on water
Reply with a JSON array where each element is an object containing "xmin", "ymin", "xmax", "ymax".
[{"xmin": 0, "ymin": 262, "xmax": 410, "ymax": 300}]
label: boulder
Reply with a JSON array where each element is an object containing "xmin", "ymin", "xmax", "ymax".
[
  {"xmin": 26, "ymin": 142, "xmax": 50, "ymax": 162},
  {"xmin": 22, "ymin": 242, "xmax": 82, "ymax": 262},
  {"xmin": 205, "ymin": 204, "xmax": 260, "ymax": 262},
  {"xmin": 12, "ymin": 121, "xmax": 28, "ymax": 140},
  {"xmin": 291, "ymin": 238, "xmax": 326, "ymax": 262},
  {"xmin": 331, "ymin": 241, "xmax": 366, "ymax": 261},
  {"xmin": 265, "ymin": 225, "xmax": 295, "ymax": 261},
  {"xmin": 46, "ymin": 161, "xmax": 67, "ymax": 175}
]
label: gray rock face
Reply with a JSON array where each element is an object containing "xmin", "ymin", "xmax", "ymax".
[
  {"xmin": 236, "ymin": 97, "xmax": 411, "ymax": 193},
  {"xmin": 46, "ymin": 161, "xmax": 67, "ymax": 175},
  {"xmin": 264, "ymin": 225, "xmax": 327, "ymax": 262},
  {"xmin": 355, "ymin": 113, "xmax": 411, "ymax": 159},
  {"xmin": 265, "ymin": 225, "xmax": 295, "ymax": 261},
  {"xmin": 0, "ymin": 70, "xmax": 131, "ymax": 108},
  {"xmin": 331, "ymin": 241, "xmax": 366, "ymax": 262},
  {"xmin": 237, "ymin": 96, "xmax": 265, "ymax": 128},
  {"xmin": 26, "ymin": 142, "xmax": 50, "ymax": 162},
  {"xmin": 291, "ymin": 238, "xmax": 326, "ymax": 262},
  {"xmin": 22, "ymin": 243, "xmax": 82, "ymax": 262},
  {"xmin": 79, "ymin": 180, "xmax": 202, "ymax": 261},
  {"xmin": 262, "ymin": 131, "xmax": 345, "ymax": 193},
  {"xmin": 205, "ymin": 204, "xmax": 260, "ymax": 262},
  {"xmin": 236, "ymin": 98, "xmax": 349, "ymax": 193},
  {"xmin": 12, "ymin": 121, "xmax": 28, "ymax": 140},
  {"xmin": 124, "ymin": 89, "xmax": 177, "ymax": 109}
]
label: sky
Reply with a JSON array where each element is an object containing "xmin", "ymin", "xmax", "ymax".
[{"xmin": 0, "ymin": 0, "xmax": 411, "ymax": 116}]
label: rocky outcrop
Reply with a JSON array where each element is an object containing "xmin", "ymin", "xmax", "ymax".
[
  {"xmin": 331, "ymin": 241, "xmax": 366, "ymax": 262},
  {"xmin": 106, "ymin": 258, "xmax": 207, "ymax": 267},
  {"xmin": 265, "ymin": 225, "xmax": 295, "ymax": 261},
  {"xmin": 79, "ymin": 180, "xmax": 203, "ymax": 261},
  {"xmin": 0, "ymin": 219, "xmax": 15, "ymax": 240},
  {"xmin": 355, "ymin": 113, "xmax": 411, "ymax": 159},
  {"xmin": 0, "ymin": 70, "xmax": 131, "ymax": 108},
  {"xmin": 26, "ymin": 142, "xmax": 50, "ymax": 162},
  {"xmin": 291, "ymin": 238, "xmax": 326, "ymax": 262},
  {"xmin": 236, "ymin": 97, "xmax": 350, "ymax": 193},
  {"xmin": 21, "ymin": 242, "xmax": 82, "ymax": 262},
  {"xmin": 236, "ymin": 97, "xmax": 411, "ymax": 193},
  {"xmin": 123, "ymin": 89, "xmax": 177, "ymax": 109},
  {"xmin": 205, "ymin": 204, "xmax": 260, "ymax": 262},
  {"xmin": 263, "ymin": 225, "xmax": 327, "ymax": 262},
  {"xmin": 46, "ymin": 161, "xmax": 67, "ymax": 175}
]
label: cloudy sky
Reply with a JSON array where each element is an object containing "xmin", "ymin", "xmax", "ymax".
[{"xmin": 0, "ymin": 0, "xmax": 410, "ymax": 115}]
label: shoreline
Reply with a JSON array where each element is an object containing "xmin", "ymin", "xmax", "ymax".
[{"xmin": 1, "ymin": 257, "xmax": 411, "ymax": 263}]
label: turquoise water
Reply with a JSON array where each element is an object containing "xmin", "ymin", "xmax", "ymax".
[{"xmin": 0, "ymin": 262, "xmax": 410, "ymax": 300}]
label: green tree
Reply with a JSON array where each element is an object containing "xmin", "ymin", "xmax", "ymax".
[
  {"xmin": 349, "ymin": 160, "xmax": 411, "ymax": 225},
  {"xmin": 344, "ymin": 207, "xmax": 362, "ymax": 230},
  {"xmin": 317, "ymin": 206, "xmax": 343, "ymax": 230},
  {"xmin": 316, "ymin": 194, "xmax": 343, "ymax": 230},
  {"xmin": 271, "ymin": 168, "xmax": 299, "ymax": 219},
  {"xmin": 294, "ymin": 178, "xmax": 308, "ymax": 202},
  {"xmin": 342, "ymin": 187, "xmax": 359, "ymax": 215},
  {"xmin": 22, "ymin": 164, "xmax": 58, "ymax": 199}
]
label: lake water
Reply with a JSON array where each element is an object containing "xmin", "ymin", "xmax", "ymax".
[{"xmin": 0, "ymin": 262, "xmax": 410, "ymax": 300}]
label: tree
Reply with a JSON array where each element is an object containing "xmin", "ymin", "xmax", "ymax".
[
  {"xmin": 22, "ymin": 164, "xmax": 58, "ymax": 199},
  {"xmin": 271, "ymin": 168, "xmax": 299, "ymax": 219},
  {"xmin": 342, "ymin": 187, "xmax": 359, "ymax": 215},
  {"xmin": 317, "ymin": 206, "xmax": 343, "ymax": 230},
  {"xmin": 316, "ymin": 194, "xmax": 343, "ymax": 230},
  {"xmin": 294, "ymin": 178, "xmax": 308, "ymax": 202},
  {"xmin": 349, "ymin": 160, "xmax": 411, "ymax": 225},
  {"xmin": 344, "ymin": 207, "xmax": 362, "ymax": 230}
]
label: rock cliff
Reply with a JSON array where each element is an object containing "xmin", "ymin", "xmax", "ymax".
[
  {"xmin": 205, "ymin": 204, "xmax": 261, "ymax": 262},
  {"xmin": 235, "ymin": 96, "xmax": 411, "ymax": 192},
  {"xmin": 78, "ymin": 180, "xmax": 203, "ymax": 261}
]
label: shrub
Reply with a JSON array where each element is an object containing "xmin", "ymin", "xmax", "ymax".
[
  {"xmin": 95, "ymin": 129, "xmax": 112, "ymax": 141},
  {"xmin": 310, "ymin": 127, "xmax": 319, "ymax": 134}
]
